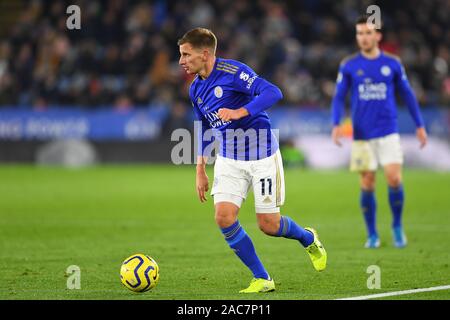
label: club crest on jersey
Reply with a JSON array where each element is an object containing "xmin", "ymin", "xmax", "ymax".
[
  {"xmin": 197, "ymin": 97, "xmax": 203, "ymax": 104},
  {"xmin": 357, "ymin": 69, "xmax": 364, "ymax": 76},
  {"xmin": 214, "ymin": 86, "xmax": 223, "ymax": 98},
  {"xmin": 381, "ymin": 65, "xmax": 391, "ymax": 76}
]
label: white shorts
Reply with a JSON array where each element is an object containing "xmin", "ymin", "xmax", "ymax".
[
  {"xmin": 211, "ymin": 149, "xmax": 285, "ymax": 214},
  {"xmin": 350, "ymin": 133, "xmax": 404, "ymax": 172}
]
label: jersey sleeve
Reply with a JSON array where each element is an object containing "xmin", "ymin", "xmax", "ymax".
[
  {"xmin": 232, "ymin": 64, "xmax": 283, "ymax": 116},
  {"xmin": 393, "ymin": 59, "xmax": 425, "ymax": 128},
  {"xmin": 331, "ymin": 62, "xmax": 351, "ymax": 126}
]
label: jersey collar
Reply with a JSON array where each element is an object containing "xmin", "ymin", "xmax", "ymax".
[{"xmin": 197, "ymin": 58, "xmax": 220, "ymax": 82}]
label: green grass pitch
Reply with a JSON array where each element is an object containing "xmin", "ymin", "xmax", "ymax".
[{"xmin": 0, "ymin": 165, "xmax": 449, "ymax": 300}]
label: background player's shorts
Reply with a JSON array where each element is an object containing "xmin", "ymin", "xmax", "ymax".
[
  {"xmin": 211, "ymin": 149, "xmax": 285, "ymax": 214},
  {"xmin": 350, "ymin": 133, "xmax": 404, "ymax": 172}
]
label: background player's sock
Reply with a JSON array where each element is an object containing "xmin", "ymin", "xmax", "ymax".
[
  {"xmin": 221, "ymin": 220, "xmax": 270, "ymax": 280},
  {"xmin": 389, "ymin": 184, "xmax": 404, "ymax": 228},
  {"xmin": 275, "ymin": 216, "xmax": 314, "ymax": 247},
  {"xmin": 361, "ymin": 189, "xmax": 378, "ymax": 237}
]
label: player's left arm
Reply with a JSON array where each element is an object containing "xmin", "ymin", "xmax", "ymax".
[
  {"xmin": 394, "ymin": 60, "xmax": 427, "ymax": 148},
  {"xmin": 217, "ymin": 65, "xmax": 283, "ymax": 121}
]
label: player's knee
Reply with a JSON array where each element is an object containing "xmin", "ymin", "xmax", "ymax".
[
  {"xmin": 214, "ymin": 201, "xmax": 239, "ymax": 228},
  {"xmin": 387, "ymin": 174, "xmax": 402, "ymax": 188},
  {"xmin": 361, "ymin": 173, "xmax": 376, "ymax": 190},
  {"xmin": 257, "ymin": 216, "xmax": 280, "ymax": 236},
  {"xmin": 215, "ymin": 208, "xmax": 236, "ymax": 229}
]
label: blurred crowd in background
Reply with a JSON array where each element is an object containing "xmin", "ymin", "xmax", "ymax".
[{"xmin": 0, "ymin": 0, "xmax": 449, "ymax": 114}]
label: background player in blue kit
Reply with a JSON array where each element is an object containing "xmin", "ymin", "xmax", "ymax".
[
  {"xmin": 331, "ymin": 16, "xmax": 428, "ymax": 249},
  {"xmin": 178, "ymin": 28, "xmax": 327, "ymax": 293}
]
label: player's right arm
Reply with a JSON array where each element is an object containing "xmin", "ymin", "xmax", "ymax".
[
  {"xmin": 196, "ymin": 154, "xmax": 209, "ymax": 203},
  {"xmin": 192, "ymin": 101, "xmax": 211, "ymax": 203},
  {"xmin": 331, "ymin": 61, "xmax": 351, "ymax": 146}
]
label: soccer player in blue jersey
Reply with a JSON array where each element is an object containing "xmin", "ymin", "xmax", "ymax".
[
  {"xmin": 331, "ymin": 16, "xmax": 428, "ymax": 249},
  {"xmin": 178, "ymin": 28, "xmax": 327, "ymax": 293}
]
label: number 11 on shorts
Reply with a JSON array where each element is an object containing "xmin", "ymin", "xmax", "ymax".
[{"xmin": 260, "ymin": 178, "xmax": 272, "ymax": 195}]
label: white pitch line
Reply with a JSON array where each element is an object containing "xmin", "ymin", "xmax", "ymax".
[{"xmin": 336, "ymin": 285, "xmax": 450, "ymax": 300}]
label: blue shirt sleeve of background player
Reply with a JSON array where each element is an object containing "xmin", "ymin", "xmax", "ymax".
[
  {"xmin": 331, "ymin": 62, "xmax": 351, "ymax": 126},
  {"xmin": 192, "ymin": 101, "xmax": 214, "ymax": 156},
  {"xmin": 393, "ymin": 60, "xmax": 425, "ymax": 128},
  {"xmin": 232, "ymin": 65, "xmax": 283, "ymax": 116}
]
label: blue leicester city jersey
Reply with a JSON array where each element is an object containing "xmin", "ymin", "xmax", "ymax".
[
  {"xmin": 190, "ymin": 58, "xmax": 283, "ymax": 161},
  {"xmin": 331, "ymin": 51, "xmax": 424, "ymax": 140}
]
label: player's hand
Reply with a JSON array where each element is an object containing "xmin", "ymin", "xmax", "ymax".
[
  {"xmin": 331, "ymin": 126, "xmax": 343, "ymax": 147},
  {"xmin": 196, "ymin": 168, "xmax": 209, "ymax": 203},
  {"xmin": 217, "ymin": 107, "xmax": 249, "ymax": 122},
  {"xmin": 416, "ymin": 127, "xmax": 427, "ymax": 149}
]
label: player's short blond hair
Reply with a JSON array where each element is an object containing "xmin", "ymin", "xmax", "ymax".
[{"xmin": 177, "ymin": 28, "xmax": 217, "ymax": 54}]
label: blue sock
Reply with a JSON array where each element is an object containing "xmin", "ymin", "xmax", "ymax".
[
  {"xmin": 221, "ymin": 221, "xmax": 269, "ymax": 280},
  {"xmin": 360, "ymin": 190, "xmax": 377, "ymax": 237},
  {"xmin": 275, "ymin": 216, "xmax": 314, "ymax": 247},
  {"xmin": 389, "ymin": 185, "xmax": 404, "ymax": 228}
]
